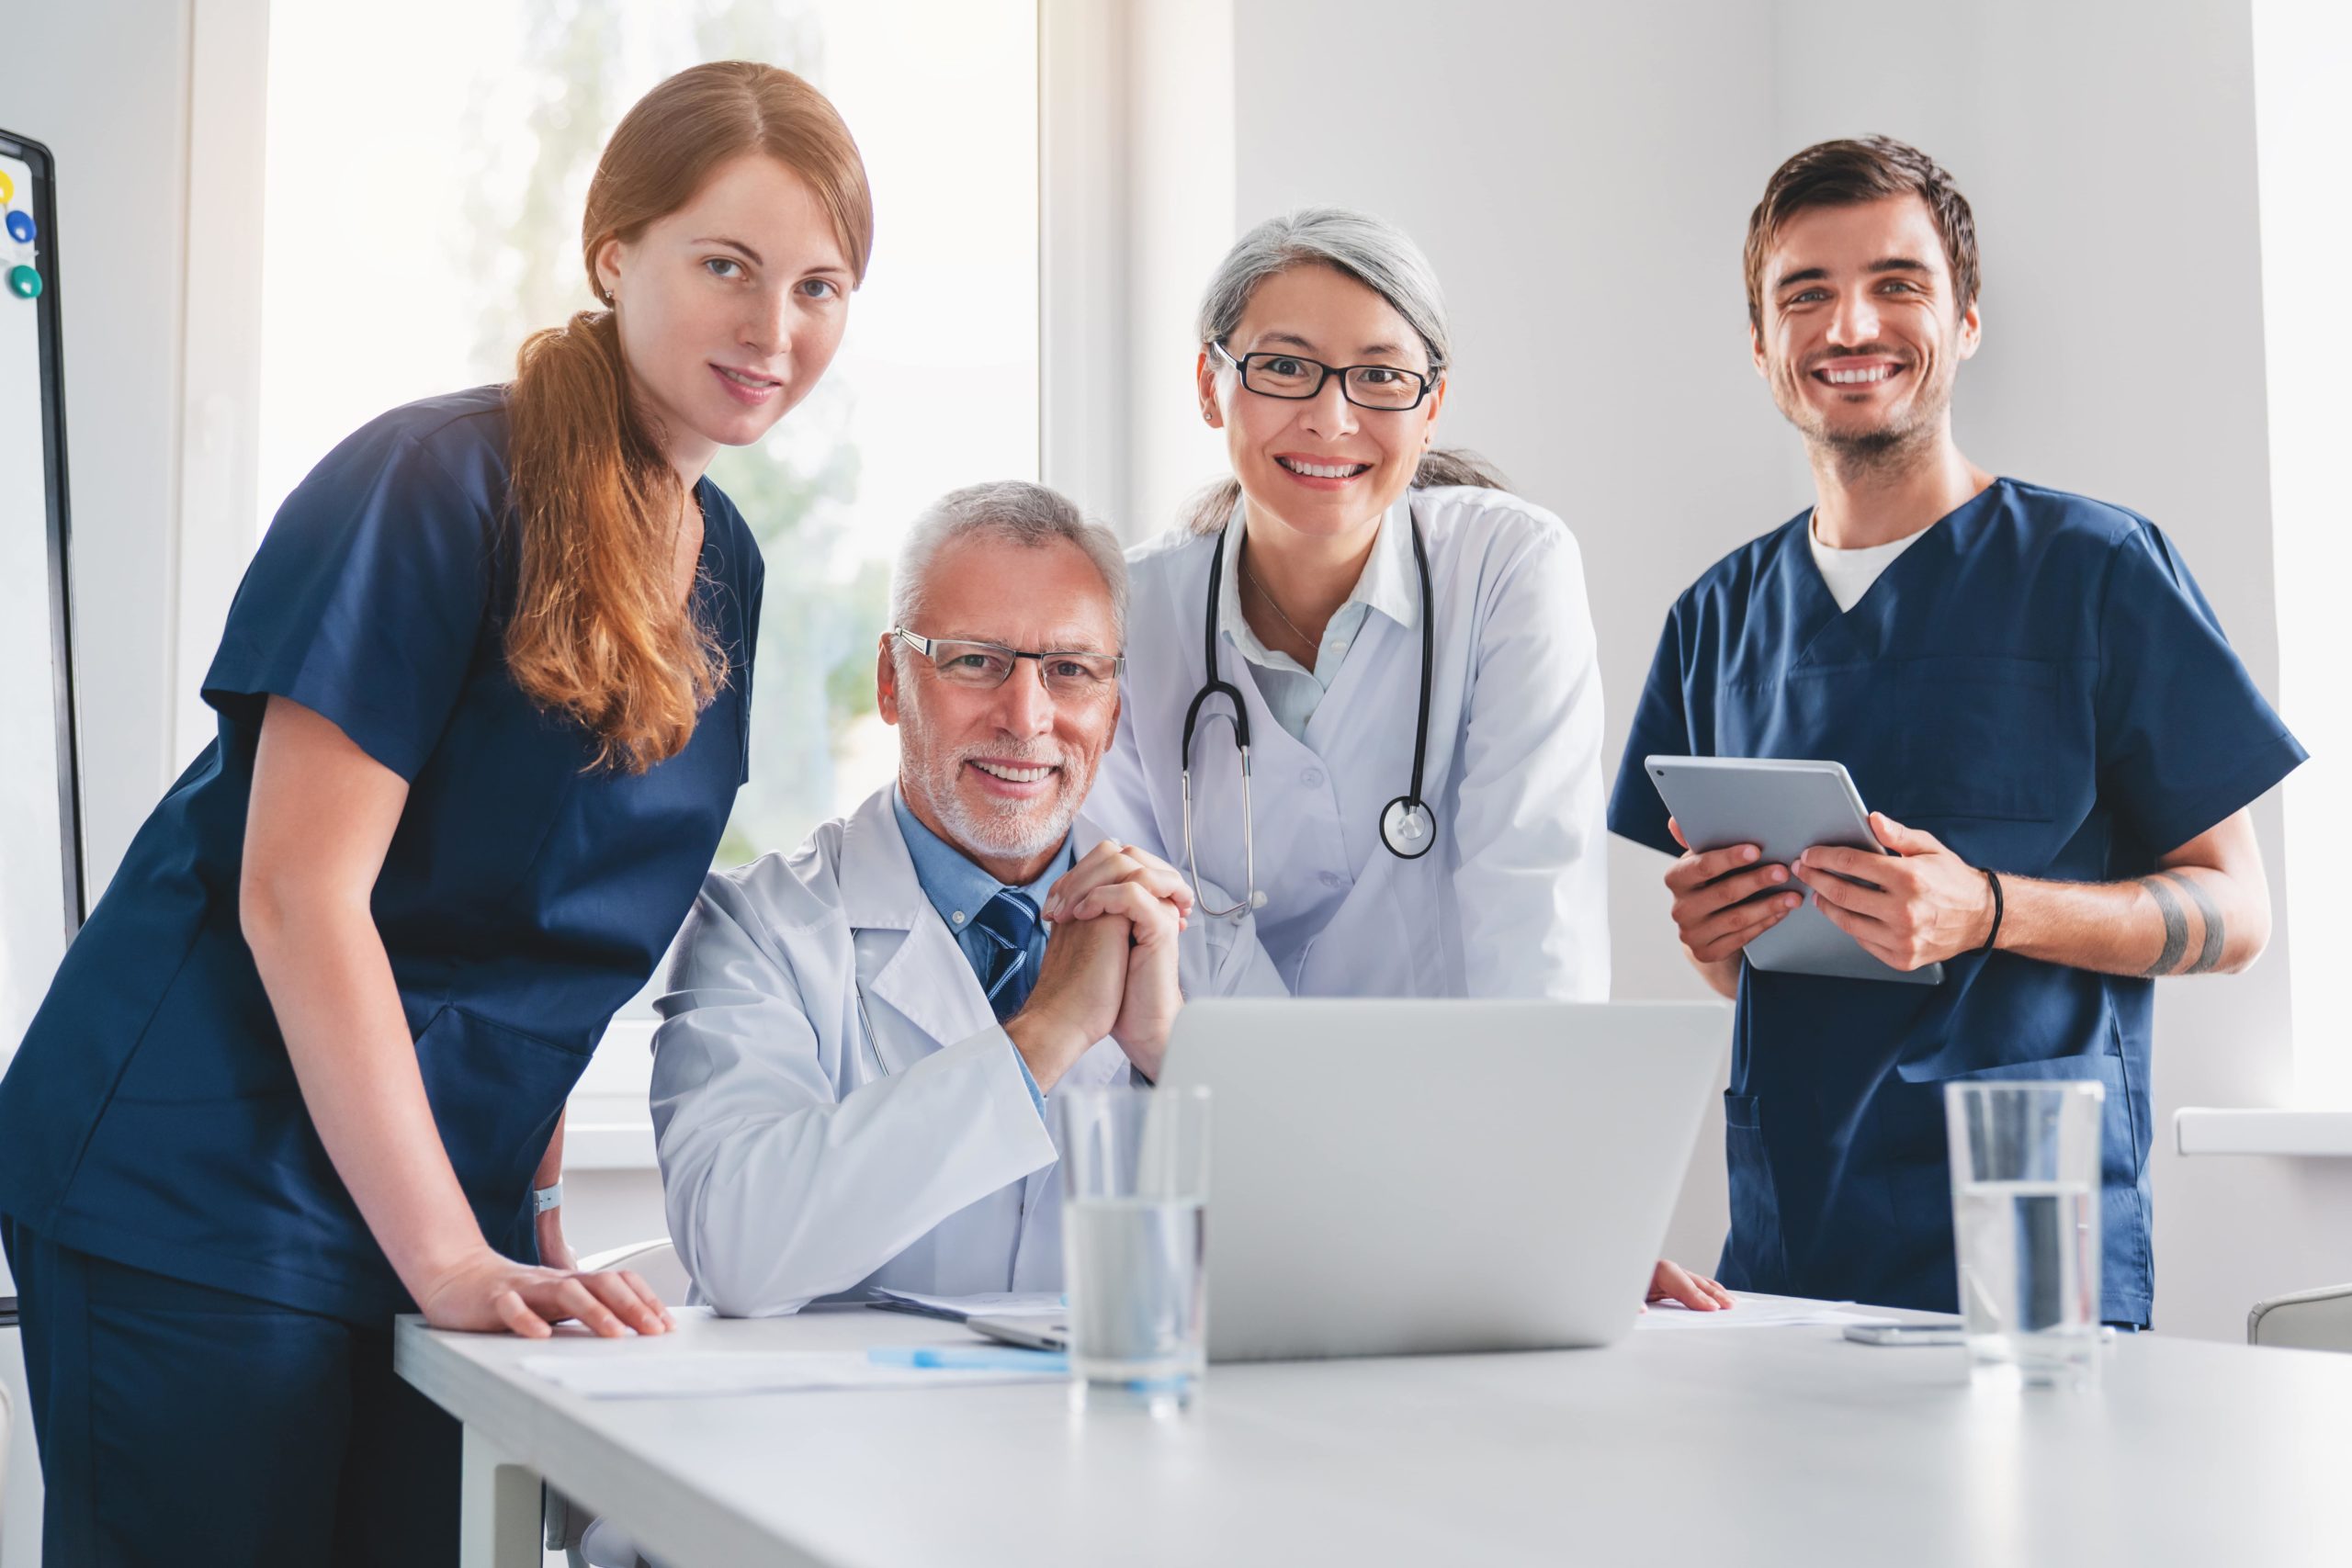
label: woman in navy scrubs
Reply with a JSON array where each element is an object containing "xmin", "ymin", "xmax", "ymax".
[{"xmin": 0, "ymin": 62, "xmax": 871, "ymax": 1562}]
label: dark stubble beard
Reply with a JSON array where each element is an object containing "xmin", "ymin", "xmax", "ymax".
[
  {"xmin": 1781, "ymin": 362, "xmax": 1955, "ymax": 487},
  {"xmin": 1813, "ymin": 412, "xmax": 1940, "ymax": 484}
]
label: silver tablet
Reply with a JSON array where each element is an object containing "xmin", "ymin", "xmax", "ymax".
[{"xmin": 1644, "ymin": 756, "xmax": 1943, "ymax": 987}]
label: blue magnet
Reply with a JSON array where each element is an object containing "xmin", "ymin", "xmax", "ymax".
[
  {"xmin": 8, "ymin": 265, "xmax": 40, "ymax": 299},
  {"xmin": 5, "ymin": 211, "xmax": 32, "ymax": 243}
]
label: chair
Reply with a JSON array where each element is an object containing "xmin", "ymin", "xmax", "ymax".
[
  {"xmin": 2, "ymin": 1363, "xmax": 12, "ymax": 1551},
  {"xmin": 548, "ymin": 1240, "xmax": 688, "ymax": 1568},
  {"xmin": 3, "ymin": 1294, "xmax": 17, "ymax": 1558},
  {"xmin": 2247, "ymin": 1284, "xmax": 2352, "ymax": 1351}
]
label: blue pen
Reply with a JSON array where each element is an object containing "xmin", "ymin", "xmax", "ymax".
[{"xmin": 866, "ymin": 1346, "xmax": 1069, "ymax": 1373}]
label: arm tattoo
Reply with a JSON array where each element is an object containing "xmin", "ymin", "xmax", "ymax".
[
  {"xmin": 2157, "ymin": 870, "xmax": 2228, "ymax": 975},
  {"xmin": 2140, "ymin": 875, "xmax": 2189, "ymax": 976}
]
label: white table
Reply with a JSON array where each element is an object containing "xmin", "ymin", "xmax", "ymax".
[{"xmin": 396, "ymin": 1303, "xmax": 2352, "ymax": 1568}]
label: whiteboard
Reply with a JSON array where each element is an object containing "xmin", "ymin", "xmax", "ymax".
[{"xmin": 0, "ymin": 130, "xmax": 85, "ymax": 1071}]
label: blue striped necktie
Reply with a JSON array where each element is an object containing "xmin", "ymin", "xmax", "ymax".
[{"xmin": 971, "ymin": 888, "xmax": 1041, "ymax": 1022}]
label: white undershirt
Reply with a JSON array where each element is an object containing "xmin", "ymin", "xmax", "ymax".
[{"xmin": 1808, "ymin": 512, "xmax": 1934, "ymax": 613}]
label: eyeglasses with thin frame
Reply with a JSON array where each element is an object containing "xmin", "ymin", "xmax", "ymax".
[
  {"xmin": 892, "ymin": 627, "xmax": 1125, "ymax": 696},
  {"xmin": 1212, "ymin": 340, "xmax": 1439, "ymax": 412}
]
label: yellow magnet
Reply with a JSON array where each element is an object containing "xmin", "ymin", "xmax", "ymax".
[{"xmin": 0, "ymin": 169, "xmax": 14, "ymax": 206}]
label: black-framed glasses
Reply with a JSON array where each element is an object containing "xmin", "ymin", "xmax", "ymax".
[
  {"xmin": 892, "ymin": 628, "xmax": 1124, "ymax": 694},
  {"xmin": 1212, "ymin": 340, "xmax": 1439, "ymax": 412}
]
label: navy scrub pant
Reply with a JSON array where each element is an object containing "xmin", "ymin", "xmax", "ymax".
[{"xmin": 2, "ymin": 1217, "xmax": 460, "ymax": 1566}]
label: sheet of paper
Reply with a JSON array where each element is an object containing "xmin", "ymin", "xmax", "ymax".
[
  {"xmin": 1634, "ymin": 1292, "xmax": 1903, "ymax": 1331},
  {"xmin": 867, "ymin": 1288, "xmax": 1068, "ymax": 1321},
  {"xmin": 522, "ymin": 1350, "xmax": 1064, "ymax": 1400}
]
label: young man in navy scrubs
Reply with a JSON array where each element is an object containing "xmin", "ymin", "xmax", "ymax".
[{"xmin": 1607, "ymin": 137, "xmax": 2304, "ymax": 1326}]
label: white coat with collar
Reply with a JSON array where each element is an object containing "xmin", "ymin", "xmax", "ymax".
[
  {"xmin": 1089, "ymin": 485, "xmax": 1610, "ymax": 1000},
  {"xmin": 649, "ymin": 786, "xmax": 1281, "ymax": 1317}
]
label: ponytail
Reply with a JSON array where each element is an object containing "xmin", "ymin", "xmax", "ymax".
[
  {"xmin": 1410, "ymin": 447, "xmax": 1509, "ymax": 491},
  {"xmin": 504, "ymin": 310, "xmax": 722, "ymax": 773},
  {"xmin": 1181, "ymin": 447, "xmax": 1510, "ymax": 536},
  {"xmin": 499, "ymin": 62, "xmax": 872, "ymax": 773}
]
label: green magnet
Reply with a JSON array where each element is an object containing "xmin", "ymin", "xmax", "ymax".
[{"xmin": 7, "ymin": 265, "xmax": 39, "ymax": 299}]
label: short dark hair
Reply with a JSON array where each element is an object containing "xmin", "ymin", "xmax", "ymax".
[{"xmin": 1744, "ymin": 136, "xmax": 1980, "ymax": 332}]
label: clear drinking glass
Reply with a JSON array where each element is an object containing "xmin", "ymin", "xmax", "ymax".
[
  {"xmin": 1943, "ymin": 1080, "xmax": 2106, "ymax": 1388},
  {"xmin": 1056, "ymin": 1084, "xmax": 1211, "ymax": 1414}
]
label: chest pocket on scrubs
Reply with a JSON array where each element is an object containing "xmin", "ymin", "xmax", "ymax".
[{"xmin": 1892, "ymin": 657, "xmax": 2058, "ymax": 822}]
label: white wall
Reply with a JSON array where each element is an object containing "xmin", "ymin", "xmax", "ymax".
[
  {"xmin": 12, "ymin": 2, "xmax": 193, "ymax": 902},
  {"xmin": 1231, "ymin": 0, "xmax": 2352, "ymax": 1339}
]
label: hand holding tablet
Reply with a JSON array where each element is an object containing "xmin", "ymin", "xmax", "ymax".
[{"xmin": 1645, "ymin": 757, "xmax": 1946, "ymax": 986}]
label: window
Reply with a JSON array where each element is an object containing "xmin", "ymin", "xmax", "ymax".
[
  {"xmin": 2252, "ymin": 0, "xmax": 2352, "ymax": 1107},
  {"xmin": 257, "ymin": 0, "xmax": 1039, "ymax": 1125}
]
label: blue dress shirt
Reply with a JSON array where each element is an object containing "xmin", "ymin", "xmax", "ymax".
[{"xmin": 890, "ymin": 788, "xmax": 1073, "ymax": 1116}]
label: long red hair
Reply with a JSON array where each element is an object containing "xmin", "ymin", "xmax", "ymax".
[{"xmin": 505, "ymin": 62, "xmax": 873, "ymax": 772}]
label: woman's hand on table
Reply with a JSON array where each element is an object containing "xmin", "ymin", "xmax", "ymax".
[
  {"xmin": 416, "ymin": 1248, "xmax": 675, "ymax": 1338},
  {"xmin": 1646, "ymin": 1258, "xmax": 1735, "ymax": 1312}
]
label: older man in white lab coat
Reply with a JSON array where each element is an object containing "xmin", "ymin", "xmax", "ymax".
[{"xmin": 650, "ymin": 482, "xmax": 1280, "ymax": 1317}]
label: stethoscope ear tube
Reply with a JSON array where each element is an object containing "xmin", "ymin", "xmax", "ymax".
[
  {"xmin": 1182, "ymin": 737, "xmax": 1263, "ymax": 920},
  {"xmin": 1384, "ymin": 515, "xmax": 1439, "ymax": 858},
  {"xmin": 1181, "ymin": 677, "xmax": 1253, "ymax": 766},
  {"xmin": 1182, "ymin": 533, "xmax": 1267, "ymax": 919}
]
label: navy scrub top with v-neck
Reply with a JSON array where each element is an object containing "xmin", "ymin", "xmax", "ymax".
[
  {"xmin": 1607, "ymin": 479, "xmax": 2303, "ymax": 1324},
  {"xmin": 0, "ymin": 386, "xmax": 761, "ymax": 1325}
]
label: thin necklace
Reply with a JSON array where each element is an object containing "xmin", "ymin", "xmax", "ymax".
[{"xmin": 1240, "ymin": 557, "xmax": 1317, "ymax": 656}]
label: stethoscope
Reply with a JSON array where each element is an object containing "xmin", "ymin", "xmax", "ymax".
[{"xmin": 1180, "ymin": 506, "xmax": 1438, "ymax": 920}]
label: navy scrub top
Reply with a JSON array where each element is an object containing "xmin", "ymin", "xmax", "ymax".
[
  {"xmin": 1607, "ymin": 479, "xmax": 2302, "ymax": 1324},
  {"xmin": 0, "ymin": 387, "xmax": 762, "ymax": 1325}
]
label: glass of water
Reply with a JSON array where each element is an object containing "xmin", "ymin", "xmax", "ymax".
[
  {"xmin": 1944, "ymin": 1079, "xmax": 2105, "ymax": 1388},
  {"xmin": 1056, "ymin": 1083, "xmax": 1210, "ymax": 1414}
]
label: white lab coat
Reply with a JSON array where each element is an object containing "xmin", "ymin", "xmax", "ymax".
[
  {"xmin": 1089, "ymin": 486, "xmax": 1610, "ymax": 999},
  {"xmin": 649, "ymin": 787, "xmax": 1282, "ymax": 1317}
]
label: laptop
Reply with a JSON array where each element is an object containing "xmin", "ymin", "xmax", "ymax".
[{"xmin": 972, "ymin": 998, "xmax": 1728, "ymax": 1362}]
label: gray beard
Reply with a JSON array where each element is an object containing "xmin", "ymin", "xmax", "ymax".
[{"xmin": 936, "ymin": 783, "xmax": 1080, "ymax": 862}]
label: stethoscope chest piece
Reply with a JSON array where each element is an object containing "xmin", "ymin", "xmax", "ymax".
[{"xmin": 1380, "ymin": 795, "xmax": 1437, "ymax": 860}]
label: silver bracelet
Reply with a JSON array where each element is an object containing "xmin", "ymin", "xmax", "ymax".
[{"xmin": 532, "ymin": 1180, "xmax": 562, "ymax": 1215}]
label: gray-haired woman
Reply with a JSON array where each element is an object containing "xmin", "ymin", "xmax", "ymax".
[{"xmin": 1082, "ymin": 208, "xmax": 1727, "ymax": 1312}]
